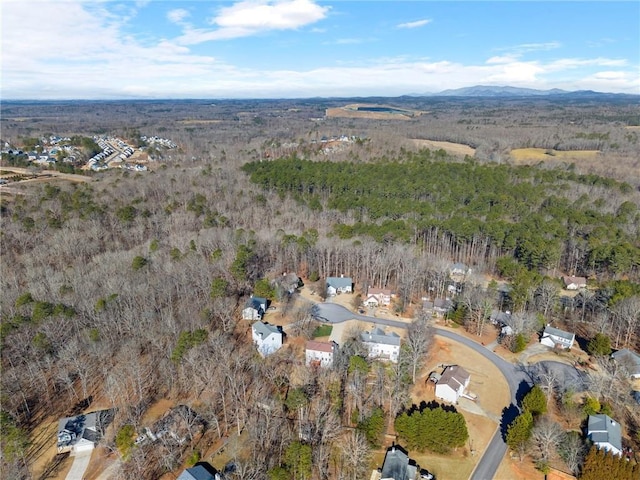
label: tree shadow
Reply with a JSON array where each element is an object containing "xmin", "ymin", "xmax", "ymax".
[
  {"xmin": 500, "ymin": 403, "xmax": 520, "ymax": 441},
  {"xmin": 515, "ymin": 380, "xmax": 533, "ymax": 406}
]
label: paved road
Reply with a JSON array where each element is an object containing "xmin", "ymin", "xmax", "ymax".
[{"xmin": 312, "ymin": 302, "xmax": 532, "ymax": 480}]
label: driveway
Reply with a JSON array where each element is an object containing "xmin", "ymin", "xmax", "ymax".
[
  {"xmin": 312, "ymin": 302, "xmax": 532, "ymax": 480},
  {"xmin": 65, "ymin": 451, "xmax": 92, "ymax": 480}
]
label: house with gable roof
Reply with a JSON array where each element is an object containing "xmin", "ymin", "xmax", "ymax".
[
  {"xmin": 435, "ymin": 365, "xmax": 471, "ymax": 404},
  {"xmin": 252, "ymin": 321, "xmax": 283, "ymax": 356},
  {"xmin": 360, "ymin": 327, "xmax": 401, "ymax": 363},
  {"xmin": 611, "ymin": 348, "xmax": 640, "ymax": 379},
  {"xmin": 365, "ymin": 287, "xmax": 393, "ymax": 307},
  {"xmin": 242, "ymin": 295, "xmax": 267, "ymax": 320},
  {"xmin": 326, "ymin": 276, "xmax": 353, "ymax": 296},
  {"xmin": 379, "ymin": 444, "xmax": 419, "ymax": 480},
  {"xmin": 177, "ymin": 463, "xmax": 221, "ymax": 480},
  {"xmin": 563, "ymin": 275, "xmax": 587, "ymax": 290},
  {"xmin": 540, "ymin": 325, "xmax": 575, "ymax": 350},
  {"xmin": 587, "ymin": 414, "xmax": 622, "ymax": 456},
  {"xmin": 305, "ymin": 340, "xmax": 338, "ymax": 368},
  {"xmin": 57, "ymin": 409, "xmax": 113, "ymax": 454}
]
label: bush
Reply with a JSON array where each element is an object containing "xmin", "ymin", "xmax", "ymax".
[
  {"xmin": 132, "ymin": 256, "xmax": 148, "ymax": 270},
  {"xmin": 512, "ymin": 333, "xmax": 528, "ymax": 353},
  {"xmin": 115, "ymin": 424, "xmax": 135, "ymax": 458}
]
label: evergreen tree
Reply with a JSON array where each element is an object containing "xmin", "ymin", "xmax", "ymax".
[
  {"xmin": 506, "ymin": 411, "xmax": 533, "ymax": 460},
  {"xmin": 522, "ymin": 385, "xmax": 547, "ymax": 416}
]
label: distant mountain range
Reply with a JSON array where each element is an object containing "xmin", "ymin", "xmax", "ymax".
[{"xmin": 419, "ymin": 85, "xmax": 638, "ymax": 98}]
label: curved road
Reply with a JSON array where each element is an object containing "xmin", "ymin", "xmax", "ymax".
[{"xmin": 312, "ymin": 302, "xmax": 531, "ymax": 480}]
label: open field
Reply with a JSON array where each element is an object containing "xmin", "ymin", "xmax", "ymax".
[
  {"xmin": 510, "ymin": 148, "xmax": 600, "ymax": 162},
  {"xmin": 325, "ymin": 103, "xmax": 426, "ymax": 120},
  {"xmin": 178, "ymin": 119, "xmax": 223, "ymax": 125},
  {"xmin": 411, "ymin": 138, "xmax": 476, "ymax": 157}
]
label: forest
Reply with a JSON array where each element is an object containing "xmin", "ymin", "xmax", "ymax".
[{"xmin": 1, "ymin": 95, "xmax": 639, "ymax": 480}]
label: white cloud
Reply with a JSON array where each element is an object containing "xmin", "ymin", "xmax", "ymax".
[
  {"xmin": 1, "ymin": 1, "xmax": 637, "ymax": 99},
  {"xmin": 397, "ymin": 19, "xmax": 432, "ymax": 29},
  {"xmin": 167, "ymin": 9, "xmax": 190, "ymax": 25},
  {"xmin": 486, "ymin": 55, "xmax": 519, "ymax": 65},
  {"xmin": 497, "ymin": 41, "xmax": 561, "ymax": 55},
  {"xmin": 173, "ymin": 0, "xmax": 329, "ymax": 44}
]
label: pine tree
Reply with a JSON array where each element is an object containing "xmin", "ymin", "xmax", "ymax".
[{"xmin": 522, "ymin": 385, "xmax": 547, "ymax": 416}]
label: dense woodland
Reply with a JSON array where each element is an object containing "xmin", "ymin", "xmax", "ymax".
[{"xmin": 1, "ymin": 96, "xmax": 640, "ymax": 479}]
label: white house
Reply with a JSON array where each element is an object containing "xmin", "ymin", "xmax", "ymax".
[
  {"xmin": 365, "ymin": 287, "xmax": 393, "ymax": 307},
  {"xmin": 611, "ymin": 348, "xmax": 640, "ymax": 379},
  {"xmin": 540, "ymin": 325, "xmax": 575, "ymax": 350},
  {"xmin": 252, "ymin": 322, "xmax": 283, "ymax": 356},
  {"xmin": 360, "ymin": 328, "xmax": 401, "ymax": 363},
  {"xmin": 57, "ymin": 410, "xmax": 111, "ymax": 454},
  {"xmin": 242, "ymin": 296, "xmax": 267, "ymax": 321},
  {"xmin": 326, "ymin": 276, "xmax": 353, "ymax": 296},
  {"xmin": 305, "ymin": 340, "xmax": 337, "ymax": 368},
  {"xmin": 563, "ymin": 276, "xmax": 587, "ymax": 290},
  {"xmin": 435, "ymin": 365, "xmax": 471, "ymax": 404},
  {"xmin": 587, "ymin": 414, "xmax": 622, "ymax": 456}
]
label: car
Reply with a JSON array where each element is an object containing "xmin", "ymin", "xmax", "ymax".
[{"xmin": 268, "ymin": 306, "xmax": 277, "ymax": 311}]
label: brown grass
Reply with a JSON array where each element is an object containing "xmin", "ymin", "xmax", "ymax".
[
  {"xmin": 510, "ymin": 148, "xmax": 600, "ymax": 163},
  {"xmin": 411, "ymin": 139, "xmax": 476, "ymax": 157}
]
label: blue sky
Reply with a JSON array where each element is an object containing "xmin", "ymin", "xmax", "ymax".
[{"xmin": 2, "ymin": 0, "xmax": 638, "ymax": 99}]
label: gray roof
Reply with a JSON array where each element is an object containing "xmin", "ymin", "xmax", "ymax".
[
  {"xmin": 543, "ymin": 325, "xmax": 575, "ymax": 341},
  {"xmin": 326, "ymin": 276, "xmax": 353, "ymax": 288},
  {"xmin": 245, "ymin": 296, "xmax": 267, "ymax": 310},
  {"xmin": 361, "ymin": 327, "xmax": 401, "ymax": 347},
  {"xmin": 611, "ymin": 349, "xmax": 640, "ymax": 376},
  {"xmin": 437, "ymin": 365, "xmax": 470, "ymax": 390},
  {"xmin": 57, "ymin": 410, "xmax": 111, "ymax": 449},
  {"xmin": 252, "ymin": 321, "xmax": 281, "ymax": 338},
  {"xmin": 587, "ymin": 414, "xmax": 622, "ymax": 453},
  {"xmin": 177, "ymin": 465, "xmax": 218, "ymax": 480},
  {"xmin": 380, "ymin": 446, "xmax": 418, "ymax": 480}
]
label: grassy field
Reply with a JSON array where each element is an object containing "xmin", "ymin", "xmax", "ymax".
[
  {"xmin": 411, "ymin": 139, "xmax": 476, "ymax": 157},
  {"xmin": 510, "ymin": 148, "xmax": 600, "ymax": 162}
]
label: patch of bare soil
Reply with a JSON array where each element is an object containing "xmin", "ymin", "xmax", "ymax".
[
  {"xmin": 410, "ymin": 139, "xmax": 476, "ymax": 157},
  {"xmin": 495, "ymin": 454, "xmax": 545, "ymax": 480}
]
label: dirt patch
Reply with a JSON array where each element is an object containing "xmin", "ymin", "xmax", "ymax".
[
  {"xmin": 411, "ymin": 139, "xmax": 476, "ymax": 157},
  {"xmin": 494, "ymin": 454, "xmax": 545, "ymax": 480}
]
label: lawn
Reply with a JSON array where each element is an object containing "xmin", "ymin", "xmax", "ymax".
[{"xmin": 312, "ymin": 324, "xmax": 333, "ymax": 338}]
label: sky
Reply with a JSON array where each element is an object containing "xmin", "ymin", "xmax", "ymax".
[{"xmin": 2, "ymin": 0, "xmax": 639, "ymax": 99}]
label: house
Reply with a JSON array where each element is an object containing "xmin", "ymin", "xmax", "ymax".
[
  {"xmin": 611, "ymin": 348, "xmax": 640, "ymax": 379},
  {"xmin": 450, "ymin": 262, "xmax": 470, "ymax": 277},
  {"xmin": 435, "ymin": 365, "xmax": 471, "ymax": 404},
  {"xmin": 380, "ymin": 445, "xmax": 419, "ymax": 480},
  {"xmin": 326, "ymin": 276, "xmax": 353, "ymax": 296},
  {"xmin": 276, "ymin": 272, "xmax": 302, "ymax": 295},
  {"xmin": 242, "ymin": 295, "xmax": 267, "ymax": 320},
  {"xmin": 305, "ymin": 340, "xmax": 338, "ymax": 368},
  {"xmin": 563, "ymin": 276, "xmax": 587, "ymax": 290},
  {"xmin": 177, "ymin": 463, "xmax": 221, "ymax": 480},
  {"xmin": 252, "ymin": 321, "xmax": 283, "ymax": 356},
  {"xmin": 361, "ymin": 328, "xmax": 401, "ymax": 363},
  {"xmin": 587, "ymin": 414, "xmax": 622, "ymax": 456},
  {"xmin": 433, "ymin": 298, "xmax": 453, "ymax": 315},
  {"xmin": 366, "ymin": 287, "xmax": 393, "ymax": 307},
  {"xmin": 540, "ymin": 325, "xmax": 575, "ymax": 349},
  {"xmin": 57, "ymin": 409, "xmax": 112, "ymax": 454},
  {"xmin": 146, "ymin": 405, "xmax": 204, "ymax": 446}
]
